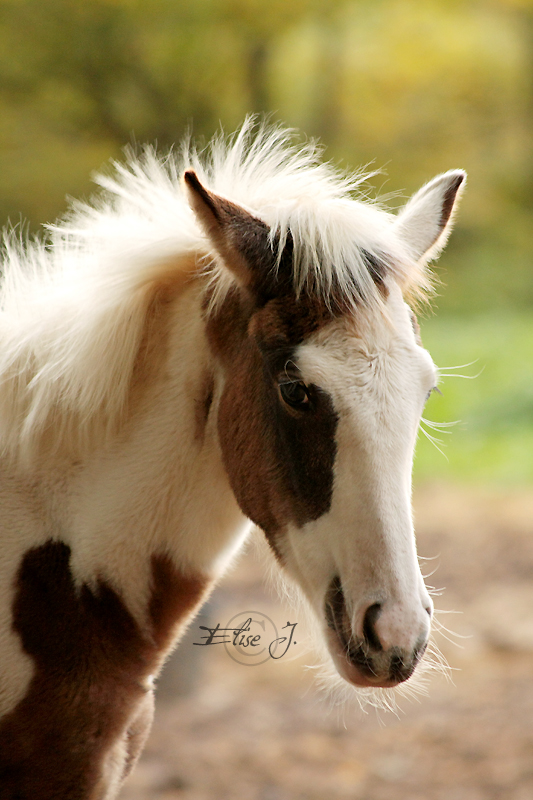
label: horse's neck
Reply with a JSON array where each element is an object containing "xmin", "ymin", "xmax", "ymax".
[
  {"xmin": 0, "ymin": 278, "xmax": 251, "ymax": 726},
  {"xmin": 15, "ymin": 279, "xmax": 249, "ymax": 627}
]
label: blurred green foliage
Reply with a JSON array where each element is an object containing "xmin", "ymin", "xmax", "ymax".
[
  {"xmin": 415, "ymin": 313, "xmax": 533, "ymax": 484},
  {"xmin": 0, "ymin": 0, "xmax": 531, "ymax": 482}
]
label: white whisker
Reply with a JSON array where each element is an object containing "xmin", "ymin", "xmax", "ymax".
[
  {"xmin": 437, "ymin": 360, "xmax": 479, "ymax": 371},
  {"xmin": 418, "ymin": 422, "xmax": 449, "ymax": 460},
  {"xmin": 421, "ymin": 418, "xmax": 459, "ymax": 430},
  {"xmin": 420, "ymin": 564, "xmax": 440, "ymax": 580}
]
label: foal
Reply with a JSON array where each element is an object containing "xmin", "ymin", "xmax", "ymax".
[{"xmin": 0, "ymin": 122, "xmax": 465, "ymax": 799}]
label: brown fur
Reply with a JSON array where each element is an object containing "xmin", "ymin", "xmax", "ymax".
[
  {"xmin": 194, "ymin": 372, "xmax": 215, "ymax": 442},
  {"xmin": 0, "ymin": 542, "xmax": 208, "ymax": 799},
  {"xmin": 206, "ymin": 289, "xmax": 339, "ymax": 556},
  {"xmin": 149, "ymin": 554, "xmax": 208, "ymax": 652}
]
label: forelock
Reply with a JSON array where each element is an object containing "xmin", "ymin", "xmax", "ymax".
[{"xmin": 185, "ymin": 118, "xmax": 431, "ymax": 313}]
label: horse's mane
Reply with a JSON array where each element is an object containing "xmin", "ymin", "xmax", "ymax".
[{"xmin": 0, "ymin": 118, "xmax": 425, "ymax": 464}]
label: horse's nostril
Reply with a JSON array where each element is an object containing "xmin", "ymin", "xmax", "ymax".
[{"xmin": 362, "ymin": 602, "xmax": 383, "ymax": 652}]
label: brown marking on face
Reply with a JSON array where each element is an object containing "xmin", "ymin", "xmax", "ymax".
[
  {"xmin": 189, "ymin": 176, "xmax": 393, "ymax": 553},
  {"xmin": 196, "ymin": 193, "xmax": 344, "ymax": 552},
  {"xmin": 250, "ymin": 293, "xmax": 334, "ymax": 348},
  {"xmin": 0, "ymin": 541, "xmax": 208, "ymax": 799},
  {"xmin": 206, "ymin": 289, "xmax": 339, "ymax": 553},
  {"xmin": 194, "ymin": 371, "xmax": 215, "ymax": 442}
]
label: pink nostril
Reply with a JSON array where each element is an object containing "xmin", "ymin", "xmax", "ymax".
[{"xmin": 362, "ymin": 602, "xmax": 383, "ymax": 652}]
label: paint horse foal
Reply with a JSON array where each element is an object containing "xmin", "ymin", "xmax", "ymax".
[{"xmin": 0, "ymin": 123, "xmax": 465, "ymax": 799}]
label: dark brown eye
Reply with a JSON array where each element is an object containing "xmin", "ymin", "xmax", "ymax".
[{"xmin": 278, "ymin": 380, "xmax": 310, "ymax": 409}]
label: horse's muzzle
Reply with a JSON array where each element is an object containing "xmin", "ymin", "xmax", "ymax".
[{"xmin": 324, "ymin": 575, "xmax": 430, "ymax": 688}]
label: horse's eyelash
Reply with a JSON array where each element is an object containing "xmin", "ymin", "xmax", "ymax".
[
  {"xmin": 426, "ymin": 386, "xmax": 442, "ymax": 401},
  {"xmin": 282, "ymin": 360, "xmax": 300, "ymax": 382}
]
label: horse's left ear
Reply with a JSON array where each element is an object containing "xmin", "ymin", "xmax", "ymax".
[
  {"xmin": 183, "ymin": 170, "xmax": 273, "ymax": 294},
  {"xmin": 394, "ymin": 170, "xmax": 466, "ymax": 263}
]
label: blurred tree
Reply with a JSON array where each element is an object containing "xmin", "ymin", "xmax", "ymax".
[
  {"xmin": 0, "ymin": 0, "xmax": 532, "ymax": 312},
  {"xmin": 500, "ymin": 0, "xmax": 533, "ymax": 211}
]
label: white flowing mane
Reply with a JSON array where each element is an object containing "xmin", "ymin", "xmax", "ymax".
[{"xmin": 0, "ymin": 119, "xmax": 424, "ymax": 464}]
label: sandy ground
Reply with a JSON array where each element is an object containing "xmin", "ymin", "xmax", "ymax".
[{"xmin": 119, "ymin": 485, "xmax": 533, "ymax": 800}]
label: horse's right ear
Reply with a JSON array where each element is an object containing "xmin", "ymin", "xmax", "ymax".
[
  {"xmin": 183, "ymin": 170, "xmax": 273, "ymax": 294},
  {"xmin": 394, "ymin": 170, "xmax": 466, "ymax": 264}
]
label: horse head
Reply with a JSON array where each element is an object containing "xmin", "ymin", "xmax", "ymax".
[{"xmin": 185, "ymin": 166, "xmax": 464, "ymax": 690}]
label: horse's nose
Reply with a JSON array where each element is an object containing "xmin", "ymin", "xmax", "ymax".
[
  {"xmin": 337, "ymin": 600, "xmax": 429, "ymax": 686},
  {"xmin": 361, "ymin": 597, "xmax": 432, "ymax": 656},
  {"xmin": 325, "ymin": 577, "xmax": 433, "ymax": 688},
  {"xmin": 354, "ymin": 597, "xmax": 432, "ymax": 684}
]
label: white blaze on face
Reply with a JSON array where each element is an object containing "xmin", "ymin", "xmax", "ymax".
[{"xmin": 279, "ymin": 286, "xmax": 435, "ymax": 684}]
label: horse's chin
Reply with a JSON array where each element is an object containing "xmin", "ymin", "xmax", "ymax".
[
  {"xmin": 325, "ymin": 628, "xmax": 418, "ymax": 690},
  {"xmin": 328, "ymin": 650, "xmax": 405, "ymax": 689}
]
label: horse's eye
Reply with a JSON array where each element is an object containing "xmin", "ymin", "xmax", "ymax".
[{"xmin": 278, "ymin": 380, "xmax": 310, "ymax": 409}]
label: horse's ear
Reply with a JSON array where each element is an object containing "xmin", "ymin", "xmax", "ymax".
[
  {"xmin": 394, "ymin": 170, "xmax": 466, "ymax": 263},
  {"xmin": 183, "ymin": 170, "xmax": 273, "ymax": 293}
]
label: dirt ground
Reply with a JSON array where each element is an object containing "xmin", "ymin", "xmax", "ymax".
[{"xmin": 119, "ymin": 485, "xmax": 533, "ymax": 800}]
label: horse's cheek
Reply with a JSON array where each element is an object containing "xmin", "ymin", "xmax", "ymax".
[{"xmin": 216, "ymin": 380, "xmax": 279, "ymax": 536}]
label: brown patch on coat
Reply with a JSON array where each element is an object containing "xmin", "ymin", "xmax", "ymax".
[
  {"xmin": 194, "ymin": 372, "xmax": 215, "ymax": 442},
  {"xmin": 195, "ymin": 185, "xmax": 344, "ymax": 552},
  {"xmin": 149, "ymin": 553, "xmax": 209, "ymax": 652},
  {"xmin": 0, "ymin": 541, "xmax": 208, "ymax": 799},
  {"xmin": 188, "ymin": 175, "xmax": 392, "ymax": 553}
]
